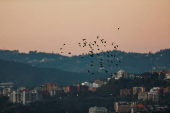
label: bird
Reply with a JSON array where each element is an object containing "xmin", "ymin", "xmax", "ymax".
[
  {"xmin": 107, "ymin": 55, "xmax": 109, "ymax": 57},
  {"xmin": 116, "ymin": 45, "xmax": 118, "ymax": 47},
  {"xmin": 97, "ymin": 36, "xmax": 99, "ymax": 39},
  {"xmin": 63, "ymin": 44, "xmax": 66, "ymax": 46},
  {"xmin": 92, "ymin": 73, "xmax": 94, "ymax": 74},
  {"xmin": 118, "ymin": 28, "xmax": 119, "ymax": 30},
  {"xmin": 89, "ymin": 51, "xmax": 93, "ymax": 53},
  {"xmin": 98, "ymin": 49, "xmax": 100, "ymax": 51},
  {"xmin": 88, "ymin": 70, "xmax": 90, "ymax": 73},
  {"xmin": 94, "ymin": 41, "xmax": 96, "ymax": 44},
  {"xmin": 111, "ymin": 42, "xmax": 114, "ymax": 45},
  {"xmin": 68, "ymin": 52, "xmax": 71, "ymax": 54},
  {"xmin": 97, "ymin": 45, "xmax": 99, "ymax": 47},
  {"xmin": 61, "ymin": 52, "xmax": 63, "ymax": 53},
  {"xmin": 82, "ymin": 39, "xmax": 86, "ymax": 41},
  {"xmin": 104, "ymin": 41, "xmax": 107, "ymax": 43},
  {"xmin": 111, "ymin": 61, "xmax": 113, "ymax": 63},
  {"xmin": 104, "ymin": 45, "xmax": 106, "ymax": 47},
  {"xmin": 60, "ymin": 48, "xmax": 62, "ymax": 50},
  {"xmin": 78, "ymin": 43, "xmax": 81, "ymax": 44},
  {"xmin": 90, "ymin": 55, "xmax": 93, "ymax": 57},
  {"xmin": 119, "ymin": 61, "xmax": 121, "ymax": 62},
  {"xmin": 91, "ymin": 64, "xmax": 93, "ymax": 66},
  {"xmin": 97, "ymin": 54, "xmax": 100, "ymax": 56},
  {"xmin": 116, "ymin": 64, "xmax": 118, "ymax": 66}
]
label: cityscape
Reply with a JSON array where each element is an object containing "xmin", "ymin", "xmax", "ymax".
[{"xmin": 0, "ymin": 0, "xmax": 170, "ymax": 113}]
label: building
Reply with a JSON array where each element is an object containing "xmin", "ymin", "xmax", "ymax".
[
  {"xmin": 163, "ymin": 87, "xmax": 170, "ymax": 93},
  {"xmin": 114, "ymin": 101, "xmax": 136, "ymax": 112},
  {"xmin": 45, "ymin": 83, "xmax": 58, "ymax": 92},
  {"xmin": 107, "ymin": 78, "xmax": 111, "ymax": 81},
  {"xmin": 76, "ymin": 85, "xmax": 88, "ymax": 92},
  {"xmin": 89, "ymin": 106, "xmax": 108, "ymax": 113},
  {"xmin": 148, "ymin": 92, "xmax": 159, "ymax": 101},
  {"xmin": 138, "ymin": 92, "xmax": 148, "ymax": 101},
  {"xmin": 82, "ymin": 82, "xmax": 99, "ymax": 88},
  {"xmin": 9, "ymin": 89, "xmax": 43, "ymax": 104},
  {"xmin": 133, "ymin": 87, "xmax": 145, "ymax": 95},
  {"xmin": 66, "ymin": 85, "xmax": 78, "ymax": 92},
  {"xmin": 120, "ymin": 88, "xmax": 130, "ymax": 96},
  {"xmin": 3, "ymin": 88, "xmax": 13, "ymax": 96},
  {"xmin": 50, "ymin": 88, "xmax": 64, "ymax": 97},
  {"xmin": 10, "ymin": 91, "xmax": 20, "ymax": 103},
  {"xmin": 150, "ymin": 87, "xmax": 163, "ymax": 94},
  {"xmin": 94, "ymin": 79, "xmax": 104, "ymax": 87},
  {"xmin": 117, "ymin": 70, "xmax": 128, "ymax": 79}
]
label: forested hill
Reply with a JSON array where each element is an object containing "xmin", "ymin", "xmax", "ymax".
[
  {"xmin": 0, "ymin": 59, "xmax": 107, "ymax": 87},
  {"xmin": 0, "ymin": 48, "xmax": 170, "ymax": 74}
]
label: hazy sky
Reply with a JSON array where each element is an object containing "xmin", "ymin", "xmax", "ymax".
[{"xmin": 0, "ymin": 0, "xmax": 170, "ymax": 56}]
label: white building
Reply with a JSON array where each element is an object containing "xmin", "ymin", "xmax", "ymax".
[{"xmin": 89, "ymin": 106, "xmax": 108, "ymax": 113}]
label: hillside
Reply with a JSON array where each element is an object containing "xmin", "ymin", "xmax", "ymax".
[
  {"xmin": 0, "ymin": 48, "xmax": 170, "ymax": 74},
  {"xmin": 0, "ymin": 59, "xmax": 107, "ymax": 87}
]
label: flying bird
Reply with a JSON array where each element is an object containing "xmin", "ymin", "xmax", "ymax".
[{"xmin": 94, "ymin": 41, "xmax": 96, "ymax": 44}]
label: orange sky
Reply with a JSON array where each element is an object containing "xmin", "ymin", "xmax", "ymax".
[{"xmin": 0, "ymin": 0, "xmax": 170, "ymax": 56}]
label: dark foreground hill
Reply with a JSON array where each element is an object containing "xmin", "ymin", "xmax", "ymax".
[{"xmin": 0, "ymin": 59, "xmax": 107, "ymax": 87}]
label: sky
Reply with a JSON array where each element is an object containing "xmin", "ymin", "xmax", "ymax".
[{"xmin": 0, "ymin": 0, "xmax": 170, "ymax": 56}]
